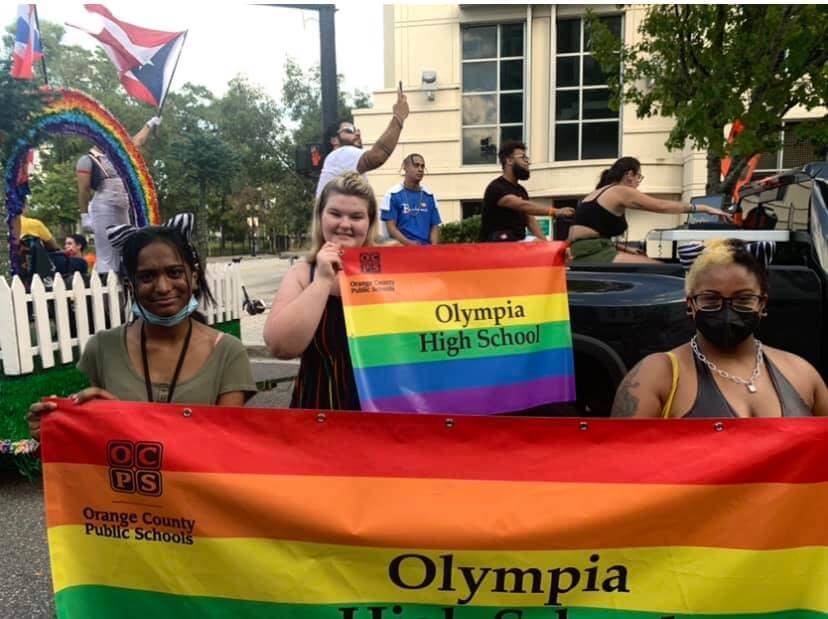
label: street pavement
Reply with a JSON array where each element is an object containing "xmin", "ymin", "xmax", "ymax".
[
  {"xmin": 0, "ymin": 469, "xmax": 53, "ymax": 618},
  {"xmin": 0, "ymin": 254, "xmax": 302, "ymax": 617}
]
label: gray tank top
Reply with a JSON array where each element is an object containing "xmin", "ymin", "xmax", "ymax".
[{"xmin": 683, "ymin": 353, "xmax": 811, "ymax": 418}]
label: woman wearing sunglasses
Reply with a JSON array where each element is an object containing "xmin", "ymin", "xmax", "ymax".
[{"xmin": 611, "ymin": 239, "xmax": 828, "ymax": 418}]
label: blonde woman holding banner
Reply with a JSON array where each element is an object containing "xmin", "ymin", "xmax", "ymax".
[{"xmin": 264, "ymin": 172, "xmax": 378, "ymax": 411}]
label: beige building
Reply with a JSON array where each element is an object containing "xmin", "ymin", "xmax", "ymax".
[{"xmin": 353, "ymin": 4, "xmax": 825, "ymax": 242}]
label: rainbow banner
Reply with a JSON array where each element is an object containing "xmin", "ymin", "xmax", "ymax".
[
  {"xmin": 340, "ymin": 243, "xmax": 574, "ymax": 413},
  {"xmin": 43, "ymin": 402, "xmax": 828, "ymax": 618}
]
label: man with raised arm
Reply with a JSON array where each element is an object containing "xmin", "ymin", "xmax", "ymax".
[{"xmin": 315, "ymin": 82, "xmax": 409, "ymax": 199}]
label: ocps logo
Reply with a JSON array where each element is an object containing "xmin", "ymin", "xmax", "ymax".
[{"xmin": 107, "ymin": 440, "xmax": 163, "ymax": 497}]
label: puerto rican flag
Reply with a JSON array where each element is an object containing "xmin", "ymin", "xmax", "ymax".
[
  {"xmin": 70, "ymin": 5, "xmax": 186, "ymax": 108},
  {"xmin": 11, "ymin": 4, "xmax": 43, "ymax": 80}
]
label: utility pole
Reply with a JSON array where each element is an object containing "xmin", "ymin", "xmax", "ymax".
[
  {"xmin": 318, "ymin": 5, "xmax": 338, "ymax": 142},
  {"xmin": 263, "ymin": 4, "xmax": 339, "ymax": 143}
]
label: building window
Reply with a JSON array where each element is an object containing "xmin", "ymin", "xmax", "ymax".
[
  {"xmin": 461, "ymin": 200, "xmax": 483, "ymax": 219},
  {"xmin": 461, "ymin": 23, "xmax": 525, "ymax": 165},
  {"xmin": 554, "ymin": 15, "xmax": 622, "ymax": 161},
  {"xmin": 753, "ymin": 121, "xmax": 828, "ymax": 179}
]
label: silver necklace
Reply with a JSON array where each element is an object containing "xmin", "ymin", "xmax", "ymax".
[
  {"xmin": 404, "ymin": 185, "xmax": 424, "ymax": 210},
  {"xmin": 691, "ymin": 335, "xmax": 764, "ymax": 393}
]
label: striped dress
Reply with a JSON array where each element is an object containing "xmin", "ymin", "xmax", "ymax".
[{"xmin": 289, "ymin": 268, "xmax": 361, "ymax": 411}]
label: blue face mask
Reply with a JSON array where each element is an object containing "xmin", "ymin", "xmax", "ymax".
[{"xmin": 133, "ymin": 295, "xmax": 199, "ymax": 327}]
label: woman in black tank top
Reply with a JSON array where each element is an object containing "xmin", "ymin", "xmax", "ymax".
[
  {"xmin": 568, "ymin": 157, "xmax": 729, "ymax": 264},
  {"xmin": 610, "ymin": 239, "xmax": 828, "ymax": 418}
]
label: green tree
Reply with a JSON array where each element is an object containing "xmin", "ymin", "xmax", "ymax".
[
  {"xmin": 216, "ymin": 76, "xmax": 285, "ymax": 187},
  {"xmin": 1, "ymin": 18, "xmax": 373, "ymax": 262},
  {"xmin": 27, "ymin": 160, "xmax": 80, "ymax": 234},
  {"xmin": 281, "ymin": 57, "xmax": 373, "ymax": 147},
  {"xmin": 168, "ymin": 126, "xmax": 241, "ymax": 256},
  {"xmin": 0, "ymin": 58, "xmax": 50, "ymax": 277},
  {"xmin": 277, "ymin": 58, "xmax": 373, "ymax": 245},
  {"xmin": 588, "ymin": 5, "xmax": 828, "ymax": 198}
]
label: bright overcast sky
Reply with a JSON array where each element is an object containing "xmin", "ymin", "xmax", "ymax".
[{"xmin": 29, "ymin": 1, "xmax": 386, "ymax": 102}]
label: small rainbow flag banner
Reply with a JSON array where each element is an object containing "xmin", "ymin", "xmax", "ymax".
[
  {"xmin": 340, "ymin": 243, "xmax": 574, "ymax": 413},
  {"xmin": 43, "ymin": 402, "xmax": 828, "ymax": 618}
]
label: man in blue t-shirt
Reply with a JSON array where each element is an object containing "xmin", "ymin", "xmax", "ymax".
[{"xmin": 381, "ymin": 153, "xmax": 441, "ymax": 245}]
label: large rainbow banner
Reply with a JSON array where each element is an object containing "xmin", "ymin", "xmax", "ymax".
[
  {"xmin": 340, "ymin": 243, "xmax": 574, "ymax": 413},
  {"xmin": 43, "ymin": 401, "xmax": 828, "ymax": 618}
]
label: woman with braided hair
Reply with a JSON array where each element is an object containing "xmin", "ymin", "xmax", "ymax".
[
  {"xmin": 611, "ymin": 239, "xmax": 828, "ymax": 418},
  {"xmin": 28, "ymin": 213, "xmax": 256, "ymax": 440}
]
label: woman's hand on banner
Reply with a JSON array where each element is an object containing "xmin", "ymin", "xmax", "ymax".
[
  {"xmin": 316, "ymin": 242, "xmax": 343, "ymax": 283},
  {"xmin": 69, "ymin": 387, "xmax": 119, "ymax": 405},
  {"xmin": 27, "ymin": 396, "xmax": 58, "ymax": 442}
]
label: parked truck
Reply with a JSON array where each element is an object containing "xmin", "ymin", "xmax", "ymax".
[{"xmin": 565, "ymin": 162, "xmax": 828, "ymax": 415}]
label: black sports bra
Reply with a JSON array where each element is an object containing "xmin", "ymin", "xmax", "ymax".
[{"xmin": 574, "ymin": 186, "xmax": 628, "ymax": 238}]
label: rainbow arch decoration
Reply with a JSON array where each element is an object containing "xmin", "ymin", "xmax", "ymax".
[{"xmin": 4, "ymin": 88, "xmax": 159, "ymax": 273}]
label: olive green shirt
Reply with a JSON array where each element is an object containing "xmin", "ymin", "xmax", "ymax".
[{"xmin": 77, "ymin": 324, "xmax": 257, "ymax": 404}]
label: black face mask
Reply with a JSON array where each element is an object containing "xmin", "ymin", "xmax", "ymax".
[
  {"xmin": 514, "ymin": 165, "xmax": 530, "ymax": 181},
  {"xmin": 694, "ymin": 306, "xmax": 761, "ymax": 349}
]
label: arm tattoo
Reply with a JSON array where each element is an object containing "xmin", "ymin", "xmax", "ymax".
[{"xmin": 611, "ymin": 362, "xmax": 643, "ymax": 418}]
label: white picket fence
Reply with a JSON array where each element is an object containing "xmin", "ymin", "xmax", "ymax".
[{"xmin": 0, "ymin": 264, "xmax": 241, "ymax": 377}]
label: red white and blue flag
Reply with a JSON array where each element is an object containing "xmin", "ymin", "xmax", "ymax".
[
  {"xmin": 70, "ymin": 5, "xmax": 186, "ymax": 108},
  {"xmin": 11, "ymin": 4, "xmax": 43, "ymax": 79}
]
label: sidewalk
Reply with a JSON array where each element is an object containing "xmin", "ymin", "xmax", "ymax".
[{"xmin": 241, "ymin": 306, "xmax": 300, "ymax": 408}]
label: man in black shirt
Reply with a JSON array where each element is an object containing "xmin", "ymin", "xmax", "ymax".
[{"xmin": 479, "ymin": 141, "xmax": 575, "ymax": 242}]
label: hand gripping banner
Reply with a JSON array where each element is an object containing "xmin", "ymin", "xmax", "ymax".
[
  {"xmin": 42, "ymin": 401, "xmax": 828, "ymax": 618},
  {"xmin": 339, "ymin": 243, "xmax": 575, "ymax": 414}
]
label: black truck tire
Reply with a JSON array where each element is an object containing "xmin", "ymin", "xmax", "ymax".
[{"xmin": 572, "ymin": 333, "xmax": 628, "ymax": 416}]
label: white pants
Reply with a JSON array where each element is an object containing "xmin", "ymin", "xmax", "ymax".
[{"xmin": 90, "ymin": 202, "xmax": 130, "ymax": 275}]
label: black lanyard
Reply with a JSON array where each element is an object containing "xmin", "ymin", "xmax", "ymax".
[{"xmin": 140, "ymin": 319, "xmax": 193, "ymax": 403}]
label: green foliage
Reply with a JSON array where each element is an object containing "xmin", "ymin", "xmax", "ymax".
[
  {"xmin": 277, "ymin": 58, "xmax": 374, "ymax": 243},
  {"xmin": 0, "ymin": 56, "xmax": 49, "ymax": 276},
  {"xmin": 27, "ymin": 160, "xmax": 81, "ymax": 236},
  {"xmin": 282, "ymin": 57, "xmax": 372, "ymax": 147},
  {"xmin": 439, "ymin": 216, "xmax": 481, "ymax": 244},
  {"xmin": 0, "ymin": 20, "xmax": 372, "ymax": 263},
  {"xmin": 588, "ymin": 5, "xmax": 828, "ymax": 196},
  {"xmin": 0, "ymin": 60, "xmax": 49, "ymax": 161}
]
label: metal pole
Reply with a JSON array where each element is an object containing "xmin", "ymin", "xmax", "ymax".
[
  {"xmin": 33, "ymin": 6, "xmax": 48, "ymax": 85},
  {"xmin": 261, "ymin": 5, "xmax": 339, "ymax": 145},
  {"xmin": 318, "ymin": 5, "xmax": 339, "ymax": 144}
]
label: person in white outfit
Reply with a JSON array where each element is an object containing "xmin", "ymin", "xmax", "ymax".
[
  {"xmin": 315, "ymin": 82, "xmax": 409, "ymax": 201},
  {"xmin": 75, "ymin": 116, "xmax": 160, "ymax": 275}
]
